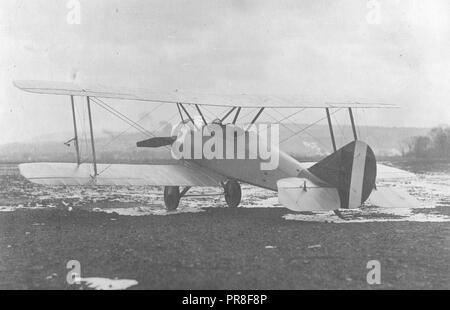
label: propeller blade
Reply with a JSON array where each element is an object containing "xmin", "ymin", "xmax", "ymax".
[{"xmin": 136, "ymin": 136, "xmax": 177, "ymax": 148}]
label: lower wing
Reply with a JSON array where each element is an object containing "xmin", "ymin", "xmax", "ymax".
[{"xmin": 19, "ymin": 162, "xmax": 226, "ymax": 187}]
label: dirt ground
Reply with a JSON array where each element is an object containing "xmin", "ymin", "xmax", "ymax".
[{"xmin": 0, "ymin": 207, "xmax": 448, "ymax": 289}]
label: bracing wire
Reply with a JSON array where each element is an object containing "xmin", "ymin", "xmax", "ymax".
[
  {"xmin": 238, "ymin": 108, "xmax": 259, "ymax": 124},
  {"xmin": 191, "ymin": 104, "xmax": 218, "ymax": 121},
  {"xmin": 96, "ymin": 112, "xmax": 180, "ymax": 176},
  {"xmin": 264, "ymin": 110, "xmax": 330, "ymax": 151},
  {"xmin": 269, "ymin": 107, "xmax": 307, "ymax": 124},
  {"xmin": 90, "ymin": 98, "xmax": 153, "ymax": 137},
  {"xmin": 87, "ymin": 97, "xmax": 177, "ymax": 175},
  {"xmin": 267, "ymin": 108, "xmax": 314, "ymax": 143},
  {"xmin": 100, "ymin": 102, "xmax": 165, "ymax": 149},
  {"xmin": 280, "ymin": 108, "xmax": 343, "ymax": 144}
]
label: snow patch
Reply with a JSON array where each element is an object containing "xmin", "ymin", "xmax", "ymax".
[
  {"xmin": 94, "ymin": 205, "xmax": 206, "ymax": 216},
  {"xmin": 283, "ymin": 207, "xmax": 450, "ymax": 223},
  {"xmin": 80, "ymin": 277, "xmax": 138, "ymax": 290}
]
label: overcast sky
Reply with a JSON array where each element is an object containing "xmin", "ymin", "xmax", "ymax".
[{"xmin": 1, "ymin": 0, "xmax": 449, "ymax": 144}]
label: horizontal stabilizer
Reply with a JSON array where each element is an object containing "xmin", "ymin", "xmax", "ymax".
[
  {"xmin": 367, "ymin": 186, "xmax": 421, "ymax": 208},
  {"xmin": 277, "ymin": 178, "xmax": 340, "ymax": 211},
  {"xmin": 137, "ymin": 136, "xmax": 177, "ymax": 148}
]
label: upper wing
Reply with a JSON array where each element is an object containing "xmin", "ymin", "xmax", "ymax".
[
  {"xmin": 14, "ymin": 80, "xmax": 396, "ymax": 109},
  {"xmin": 19, "ymin": 162, "xmax": 226, "ymax": 186}
]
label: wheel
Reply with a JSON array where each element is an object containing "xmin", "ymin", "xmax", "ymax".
[
  {"xmin": 164, "ymin": 186, "xmax": 180, "ymax": 211},
  {"xmin": 224, "ymin": 180, "xmax": 242, "ymax": 208}
]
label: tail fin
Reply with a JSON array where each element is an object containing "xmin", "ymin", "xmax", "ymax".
[{"xmin": 308, "ymin": 141, "xmax": 377, "ymax": 209}]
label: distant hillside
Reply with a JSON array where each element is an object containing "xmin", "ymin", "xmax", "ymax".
[{"xmin": 0, "ymin": 124, "xmax": 429, "ymax": 163}]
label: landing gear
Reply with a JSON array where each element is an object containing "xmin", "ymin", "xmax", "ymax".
[
  {"xmin": 164, "ymin": 186, "xmax": 181, "ymax": 211},
  {"xmin": 163, "ymin": 186, "xmax": 191, "ymax": 211},
  {"xmin": 163, "ymin": 182, "xmax": 241, "ymax": 210},
  {"xmin": 223, "ymin": 180, "xmax": 242, "ymax": 208}
]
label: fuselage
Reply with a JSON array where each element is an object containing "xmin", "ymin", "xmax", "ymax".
[{"xmin": 176, "ymin": 123, "xmax": 313, "ymax": 190}]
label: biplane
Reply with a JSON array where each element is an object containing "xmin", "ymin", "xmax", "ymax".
[{"xmin": 13, "ymin": 80, "xmax": 419, "ymax": 214}]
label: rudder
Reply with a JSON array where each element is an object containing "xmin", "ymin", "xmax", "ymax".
[{"xmin": 308, "ymin": 141, "xmax": 377, "ymax": 209}]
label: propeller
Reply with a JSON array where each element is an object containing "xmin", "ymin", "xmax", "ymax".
[{"xmin": 136, "ymin": 136, "xmax": 177, "ymax": 148}]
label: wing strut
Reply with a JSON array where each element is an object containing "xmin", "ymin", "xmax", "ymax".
[
  {"xmin": 232, "ymin": 107, "xmax": 241, "ymax": 125},
  {"xmin": 249, "ymin": 108, "xmax": 265, "ymax": 125},
  {"xmin": 70, "ymin": 95, "xmax": 81, "ymax": 165},
  {"xmin": 325, "ymin": 108, "xmax": 337, "ymax": 152},
  {"xmin": 245, "ymin": 107, "xmax": 265, "ymax": 131},
  {"xmin": 195, "ymin": 104, "xmax": 207, "ymax": 125},
  {"xmin": 221, "ymin": 107, "xmax": 236, "ymax": 123},
  {"xmin": 178, "ymin": 103, "xmax": 195, "ymax": 126},
  {"xmin": 86, "ymin": 96, "xmax": 98, "ymax": 176},
  {"xmin": 176, "ymin": 103, "xmax": 185, "ymax": 122},
  {"xmin": 348, "ymin": 108, "xmax": 358, "ymax": 140}
]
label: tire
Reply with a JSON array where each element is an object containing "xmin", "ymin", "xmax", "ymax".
[
  {"xmin": 224, "ymin": 180, "xmax": 242, "ymax": 208},
  {"xmin": 164, "ymin": 186, "xmax": 180, "ymax": 211}
]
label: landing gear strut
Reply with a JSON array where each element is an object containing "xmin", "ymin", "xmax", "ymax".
[{"xmin": 223, "ymin": 180, "xmax": 242, "ymax": 208}]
